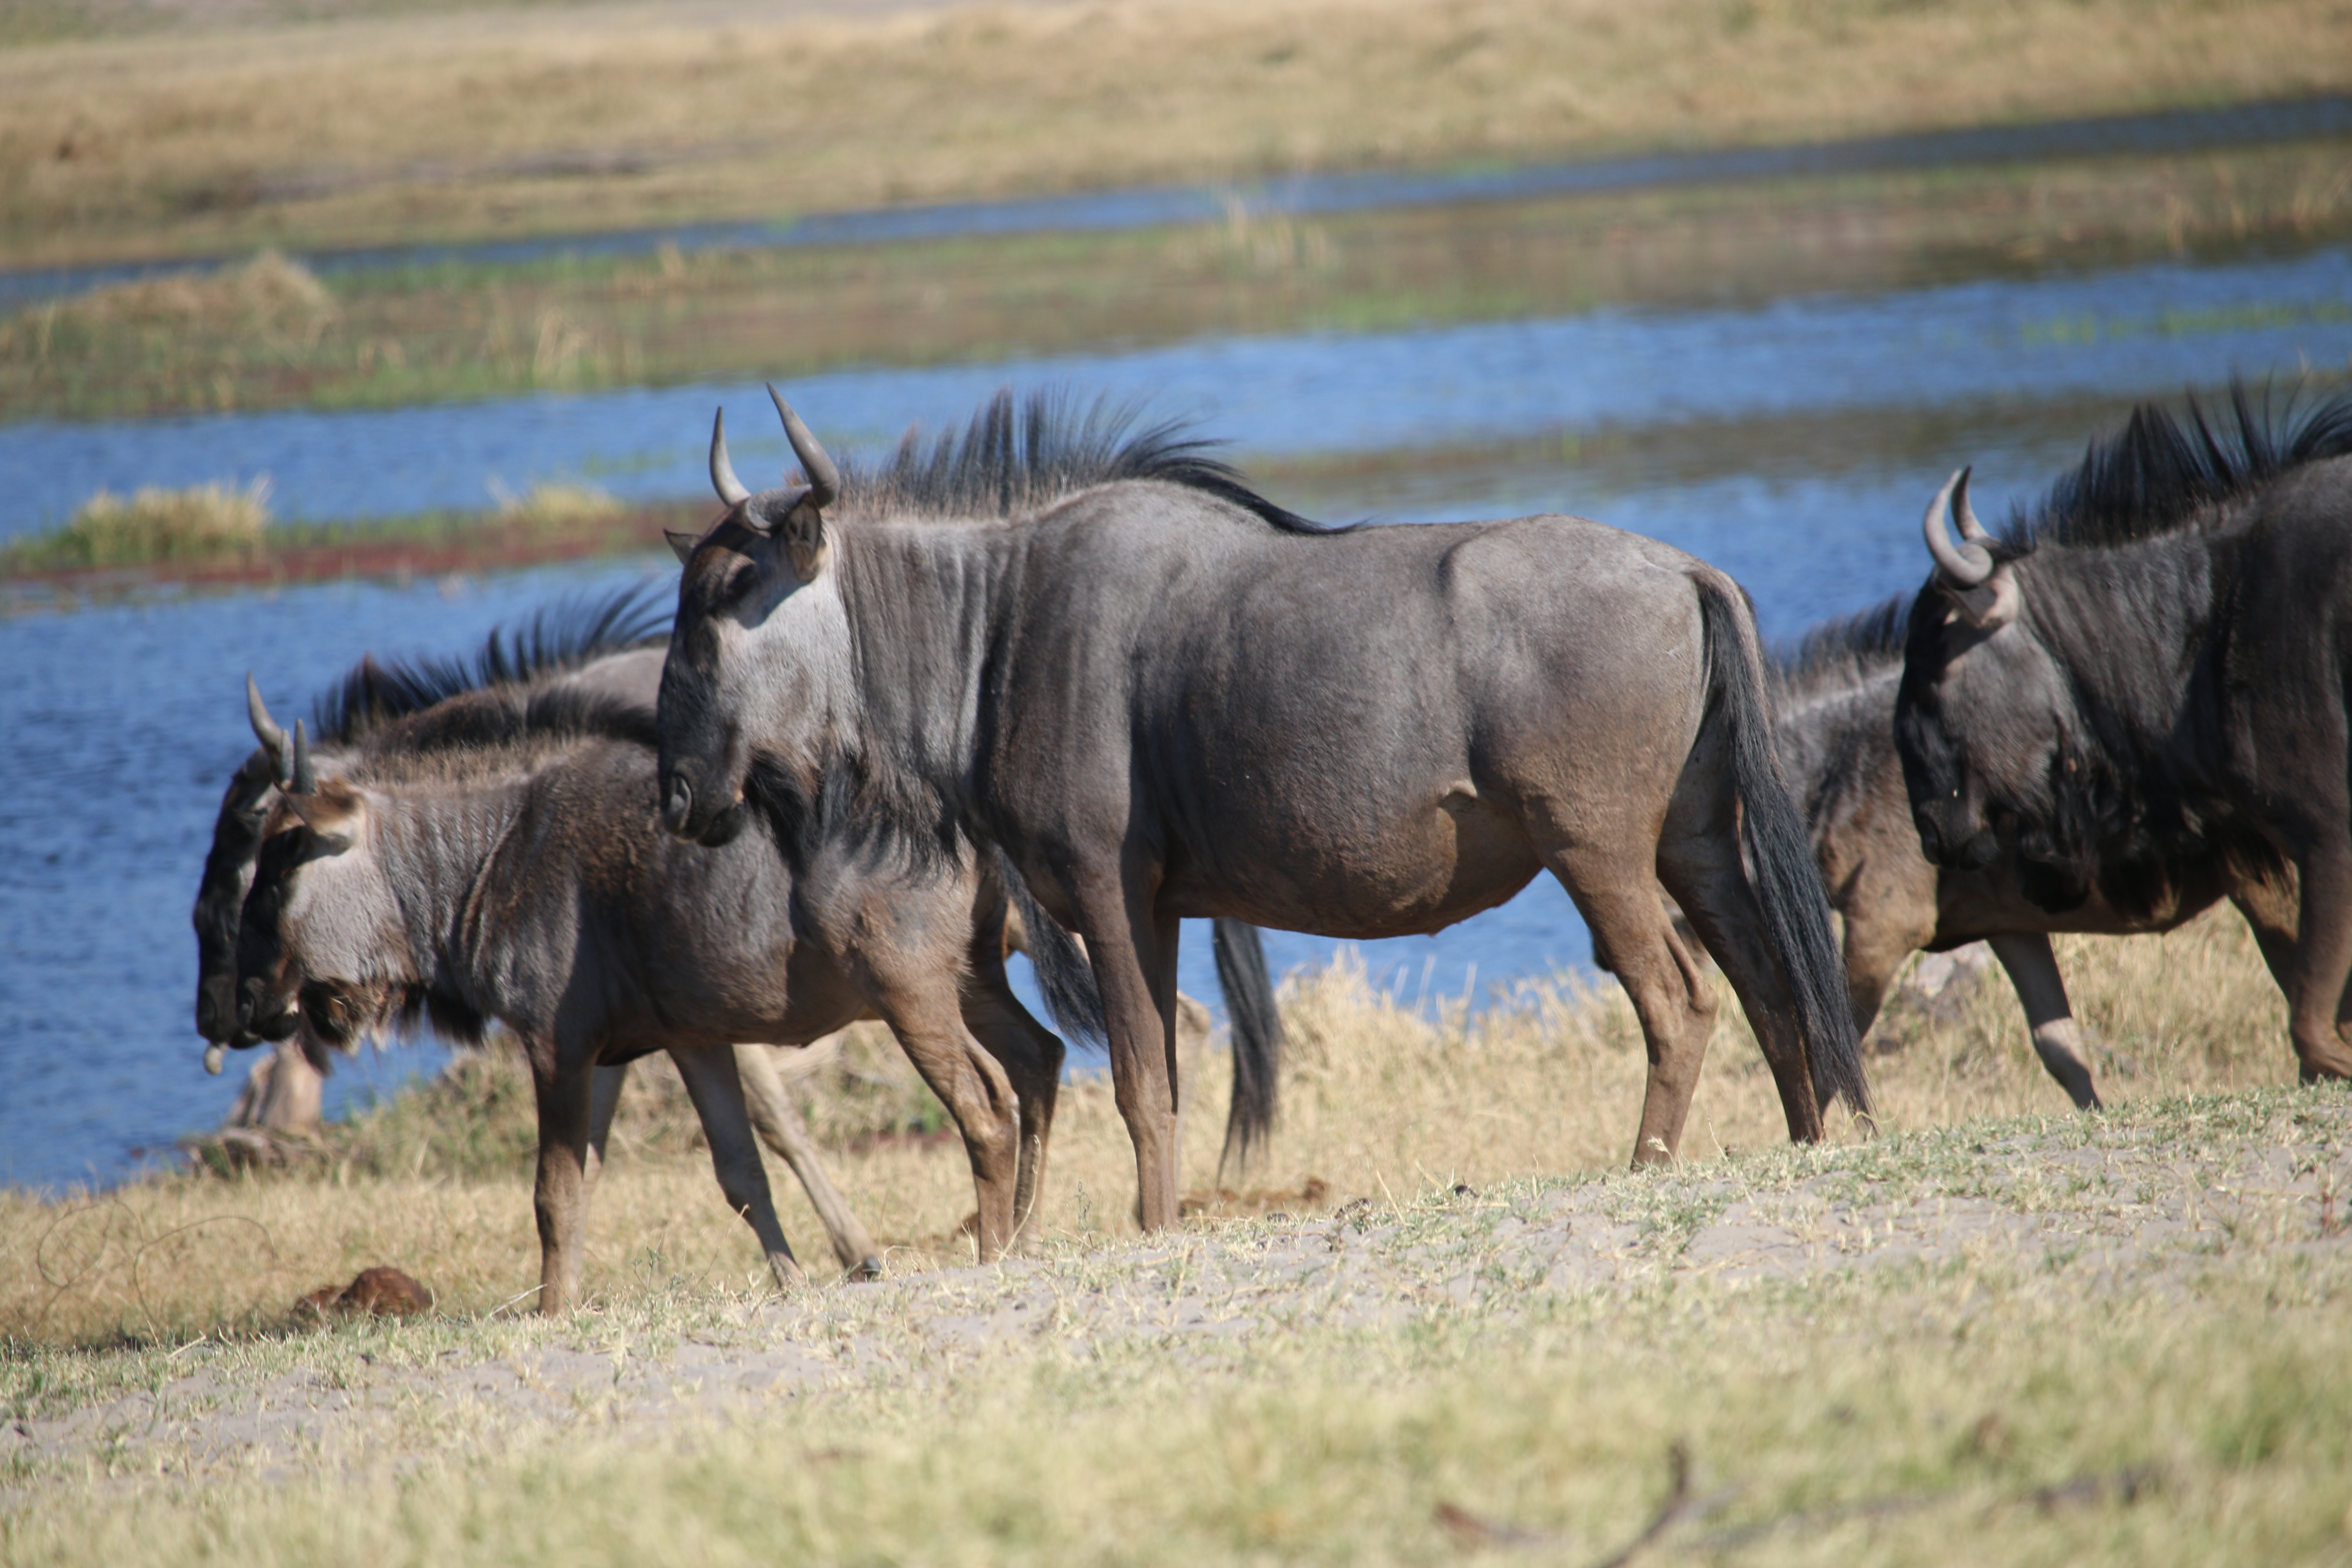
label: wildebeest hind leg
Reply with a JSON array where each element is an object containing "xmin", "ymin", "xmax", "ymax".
[
  {"xmin": 1654, "ymin": 831, "xmax": 1823, "ymax": 1147},
  {"xmin": 672, "ymin": 1045, "xmax": 807, "ymax": 1291},
  {"xmin": 1544, "ymin": 832, "xmax": 1719, "ymax": 1165}
]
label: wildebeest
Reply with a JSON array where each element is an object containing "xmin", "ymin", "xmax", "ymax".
[
  {"xmin": 654, "ymin": 388, "xmax": 1869, "ymax": 1231},
  {"xmin": 1894, "ymin": 382, "xmax": 2352, "ymax": 1086},
  {"xmin": 1773, "ymin": 598, "xmax": 2302, "ymax": 1109},
  {"xmin": 232, "ymin": 679, "xmax": 1075, "ymax": 1313}
]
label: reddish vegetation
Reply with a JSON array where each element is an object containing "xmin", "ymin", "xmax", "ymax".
[{"xmin": 6, "ymin": 505, "xmax": 704, "ymax": 599}]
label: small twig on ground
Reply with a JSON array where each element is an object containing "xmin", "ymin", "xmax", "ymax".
[{"xmin": 1432, "ymin": 1441, "xmax": 1725, "ymax": 1562}]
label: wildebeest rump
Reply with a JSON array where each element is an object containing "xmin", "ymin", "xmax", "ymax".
[
  {"xmin": 1895, "ymin": 382, "xmax": 2352, "ymax": 1086},
  {"xmin": 1774, "ymin": 598, "xmax": 2302, "ymax": 1109},
  {"xmin": 655, "ymin": 389, "xmax": 1869, "ymax": 1231}
]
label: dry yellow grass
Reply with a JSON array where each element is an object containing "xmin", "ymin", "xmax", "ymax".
[
  {"xmin": 2, "ymin": 0, "xmax": 2347, "ymax": 266},
  {"xmin": 0, "ymin": 906, "xmax": 2298, "ymax": 1348}
]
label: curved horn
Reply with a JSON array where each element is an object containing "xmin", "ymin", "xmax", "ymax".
[
  {"xmin": 1951, "ymin": 465, "xmax": 1992, "ymax": 544},
  {"xmin": 246, "ymin": 673, "xmax": 288, "ymax": 769},
  {"xmin": 1921, "ymin": 469, "xmax": 1994, "ymax": 588},
  {"xmin": 709, "ymin": 408, "xmax": 750, "ymax": 506},
  {"xmin": 291, "ymin": 720, "xmax": 317, "ymax": 796},
  {"xmin": 769, "ymin": 385, "xmax": 838, "ymax": 509}
]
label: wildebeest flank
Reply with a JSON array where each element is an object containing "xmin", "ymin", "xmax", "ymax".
[
  {"xmin": 1896, "ymin": 382, "xmax": 2352, "ymax": 1085},
  {"xmin": 655, "ymin": 388, "xmax": 1868, "ymax": 1231},
  {"xmin": 1774, "ymin": 598, "xmax": 2302, "ymax": 1109}
]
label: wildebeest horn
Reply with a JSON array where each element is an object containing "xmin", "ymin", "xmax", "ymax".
[
  {"xmin": 291, "ymin": 720, "xmax": 317, "ymax": 796},
  {"xmin": 769, "ymin": 385, "xmax": 838, "ymax": 509},
  {"xmin": 1951, "ymin": 466, "xmax": 1992, "ymax": 544},
  {"xmin": 246, "ymin": 673, "xmax": 288, "ymax": 770},
  {"xmin": 709, "ymin": 408, "xmax": 750, "ymax": 506},
  {"xmin": 1922, "ymin": 468, "xmax": 1995, "ymax": 588}
]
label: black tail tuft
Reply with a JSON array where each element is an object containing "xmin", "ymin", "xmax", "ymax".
[
  {"xmin": 1212, "ymin": 918, "xmax": 1286, "ymax": 1175},
  {"xmin": 1001, "ymin": 859, "xmax": 1106, "ymax": 1048},
  {"xmin": 1696, "ymin": 580, "xmax": 1874, "ymax": 1120}
]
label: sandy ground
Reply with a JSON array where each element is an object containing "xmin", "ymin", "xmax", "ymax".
[{"xmin": 12, "ymin": 1099, "xmax": 2345, "ymax": 1489}]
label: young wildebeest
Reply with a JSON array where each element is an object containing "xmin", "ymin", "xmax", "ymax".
[
  {"xmin": 233, "ymin": 686, "xmax": 1081, "ymax": 1314},
  {"xmin": 1895, "ymin": 383, "xmax": 2352, "ymax": 1087},
  {"xmin": 1773, "ymin": 599, "xmax": 2301, "ymax": 1109},
  {"xmin": 654, "ymin": 388, "xmax": 1869, "ymax": 1231}
]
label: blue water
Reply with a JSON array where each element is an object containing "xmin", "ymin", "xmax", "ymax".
[
  {"xmin": 3, "ymin": 91, "xmax": 2345, "ymax": 310},
  {"xmin": 3, "ymin": 241, "xmax": 2349, "ymax": 1190},
  {"xmin": 6, "ymin": 245, "xmax": 2349, "ymax": 538}
]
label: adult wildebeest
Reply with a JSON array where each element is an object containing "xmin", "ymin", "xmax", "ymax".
[
  {"xmin": 1774, "ymin": 599, "xmax": 2302, "ymax": 1109},
  {"xmin": 1895, "ymin": 382, "xmax": 2352, "ymax": 1087},
  {"xmin": 654, "ymin": 387, "xmax": 1869, "ymax": 1231}
]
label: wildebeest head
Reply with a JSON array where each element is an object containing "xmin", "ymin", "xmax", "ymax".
[
  {"xmin": 192, "ymin": 677, "xmax": 300, "ymax": 1069},
  {"xmin": 234, "ymin": 721, "xmax": 411, "ymax": 1054},
  {"xmin": 1893, "ymin": 469, "xmax": 2078, "ymax": 891},
  {"xmin": 657, "ymin": 386, "xmax": 844, "ymax": 846}
]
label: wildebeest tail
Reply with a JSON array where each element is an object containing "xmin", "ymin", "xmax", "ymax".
[
  {"xmin": 1212, "ymin": 917, "xmax": 1285, "ymax": 1173},
  {"xmin": 1695, "ymin": 577, "xmax": 1874, "ymax": 1119},
  {"xmin": 1001, "ymin": 857, "xmax": 1106, "ymax": 1047}
]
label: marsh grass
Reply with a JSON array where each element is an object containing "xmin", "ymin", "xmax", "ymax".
[
  {"xmin": 0, "ymin": 906, "xmax": 2302, "ymax": 1350},
  {"xmin": 2, "ymin": 477, "xmax": 272, "ymax": 571},
  {"xmin": 10, "ymin": 139, "xmax": 2352, "ymax": 423},
  {"xmin": 2, "ymin": 0, "xmax": 2348, "ymax": 270}
]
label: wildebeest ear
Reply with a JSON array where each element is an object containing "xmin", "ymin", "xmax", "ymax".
[
  {"xmin": 665, "ymin": 529, "xmax": 699, "ymax": 567},
  {"xmin": 1945, "ymin": 563, "xmax": 2021, "ymax": 631},
  {"xmin": 282, "ymin": 784, "xmax": 369, "ymax": 853},
  {"xmin": 783, "ymin": 500, "xmax": 828, "ymax": 582}
]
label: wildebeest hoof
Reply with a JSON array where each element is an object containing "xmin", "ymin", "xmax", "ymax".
[{"xmin": 850, "ymin": 1256, "xmax": 885, "ymax": 1282}]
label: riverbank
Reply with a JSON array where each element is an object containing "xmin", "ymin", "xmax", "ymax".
[
  {"xmin": 3, "ymin": 0, "xmax": 2348, "ymax": 273},
  {"xmin": 10, "ymin": 137, "xmax": 2352, "ymax": 423}
]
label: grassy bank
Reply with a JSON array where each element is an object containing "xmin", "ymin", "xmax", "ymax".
[
  {"xmin": 0, "ymin": 906, "xmax": 2301, "ymax": 1345},
  {"xmin": 1, "ymin": 0, "xmax": 2347, "ymax": 270},
  {"xmin": 3, "ymin": 911, "xmax": 2347, "ymax": 1564},
  {"xmin": 9, "ymin": 138, "xmax": 2352, "ymax": 423}
]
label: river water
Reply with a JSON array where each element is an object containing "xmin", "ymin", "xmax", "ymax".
[{"xmin": 3, "ymin": 241, "xmax": 2350, "ymax": 1190}]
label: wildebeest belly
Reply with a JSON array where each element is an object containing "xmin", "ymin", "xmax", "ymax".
[{"xmin": 1157, "ymin": 786, "xmax": 1545, "ymax": 938}]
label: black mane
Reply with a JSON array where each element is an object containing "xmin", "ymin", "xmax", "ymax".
[
  {"xmin": 837, "ymin": 387, "xmax": 1336, "ymax": 535},
  {"xmin": 309, "ymin": 581, "xmax": 670, "ymax": 747},
  {"xmin": 2002, "ymin": 380, "xmax": 2352, "ymax": 555},
  {"xmin": 1769, "ymin": 594, "xmax": 1909, "ymax": 697}
]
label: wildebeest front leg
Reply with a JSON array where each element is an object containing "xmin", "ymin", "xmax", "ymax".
[
  {"xmin": 585, "ymin": 1060, "xmax": 629, "ymax": 1200},
  {"xmin": 2288, "ymin": 844, "xmax": 2352, "ymax": 1081},
  {"xmin": 1985, "ymin": 933, "xmax": 2101, "ymax": 1110},
  {"xmin": 530, "ymin": 1056, "xmax": 595, "ymax": 1315},
  {"xmin": 883, "ymin": 1011, "xmax": 1026, "ymax": 1260},
  {"xmin": 735, "ymin": 1043, "xmax": 883, "ymax": 1278},
  {"xmin": 957, "ymin": 975, "xmax": 1066, "ymax": 1250},
  {"xmin": 671, "ymin": 1045, "xmax": 807, "ymax": 1291}
]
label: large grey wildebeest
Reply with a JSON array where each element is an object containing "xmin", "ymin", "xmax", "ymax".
[
  {"xmin": 221, "ymin": 603, "xmax": 1283, "ymax": 1311},
  {"xmin": 652, "ymin": 388, "xmax": 1871, "ymax": 1231},
  {"xmin": 1773, "ymin": 598, "xmax": 2301, "ymax": 1109},
  {"xmin": 1895, "ymin": 383, "xmax": 2352, "ymax": 1088}
]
